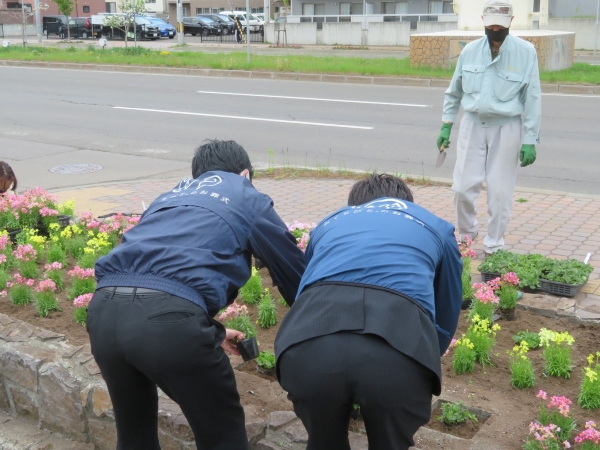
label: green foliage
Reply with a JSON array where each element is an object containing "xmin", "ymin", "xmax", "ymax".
[
  {"xmin": 436, "ymin": 401, "xmax": 477, "ymax": 425},
  {"xmin": 240, "ymin": 268, "xmax": 262, "ymax": 304},
  {"xmin": 498, "ymin": 284, "xmax": 519, "ymax": 310},
  {"xmin": 465, "ymin": 315, "xmax": 499, "ymax": 367},
  {"xmin": 508, "ymin": 342, "xmax": 535, "ymax": 389},
  {"xmin": 76, "ymin": 252, "xmax": 99, "ymax": 269},
  {"xmin": 277, "ymin": 296, "xmax": 289, "ymax": 308},
  {"xmin": 0, "ymin": 269, "xmax": 9, "ymax": 290},
  {"xmin": 468, "ymin": 299, "xmax": 495, "ymax": 324},
  {"xmin": 64, "ymin": 236, "xmax": 87, "ymax": 259},
  {"xmin": 47, "ymin": 270, "xmax": 64, "ymax": 292},
  {"xmin": 543, "ymin": 345, "xmax": 573, "ymax": 379},
  {"xmin": 225, "ymin": 314, "xmax": 257, "ymax": 339},
  {"xmin": 542, "ymin": 259, "xmax": 594, "ymax": 285},
  {"xmin": 258, "ymin": 289, "xmax": 277, "ymax": 329},
  {"xmin": 52, "ymin": 0, "xmax": 74, "ymax": 17},
  {"xmin": 46, "ymin": 244, "xmax": 67, "ymax": 265},
  {"xmin": 512, "ymin": 331, "xmax": 541, "ymax": 349},
  {"xmin": 538, "ymin": 404, "xmax": 577, "ymax": 443},
  {"xmin": 73, "ymin": 307, "xmax": 88, "ymax": 327},
  {"xmin": 35, "ymin": 291, "xmax": 60, "ymax": 317},
  {"xmin": 9, "ymin": 284, "xmax": 33, "ymax": 306},
  {"xmin": 517, "ymin": 198, "xmax": 528, "ymax": 203},
  {"xmin": 462, "ymin": 257, "xmax": 474, "ymax": 301},
  {"xmin": 68, "ymin": 278, "xmax": 96, "ymax": 301},
  {"xmin": 19, "ymin": 260, "xmax": 39, "ymax": 279},
  {"xmin": 453, "ymin": 338, "xmax": 476, "ymax": 375},
  {"xmin": 257, "ymin": 351, "xmax": 276, "ymax": 370},
  {"xmin": 578, "ymin": 353, "xmax": 600, "ymax": 410}
]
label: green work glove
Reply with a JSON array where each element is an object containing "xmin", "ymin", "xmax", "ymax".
[
  {"xmin": 519, "ymin": 144, "xmax": 536, "ymax": 167},
  {"xmin": 437, "ymin": 123, "xmax": 453, "ymax": 150}
]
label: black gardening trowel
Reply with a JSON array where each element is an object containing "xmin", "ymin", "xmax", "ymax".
[{"xmin": 436, "ymin": 145, "xmax": 447, "ymax": 168}]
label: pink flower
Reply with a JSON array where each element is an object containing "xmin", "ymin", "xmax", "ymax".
[
  {"xmin": 473, "ymin": 283, "xmax": 500, "ymax": 304},
  {"xmin": 44, "ymin": 262, "xmax": 63, "ymax": 271},
  {"xmin": 502, "ymin": 272, "xmax": 520, "ymax": 286},
  {"xmin": 35, "ymin": 279, "xmax": 56, "ymax": 293},
  {"xmin": 575, "ymin": 420, "xmax": 600, "ymax": 444},
  {"xmin": 12, "ymin": 244, "xmax": 37, "ymax": 262},
  {"xmin": 218, "ymin": 302, "xmax": 248, "ymax": 322},
  {"xmin": 563, "ymin": 441, "xmax": 571, "ymax": 449},
  {"xmin": 68, "ymin": 266, "xmax": 95, "ymax": 279},
  {"xmin": 548, "ymin": 396, "xmax": 572, "ymax": 417},
  {"xmin": 488, "ymin": 277, "xmax": 501, "ymax": 291},
  {"xmin": 73, "ymin": 293, "xmax": 93, "ymax": 308},
  {"xmin": 39, "ymin": 206, "xmax": 58, "ymax": 217},
  {"xmin": 537, "ymin": 390, "xmax": 548, "ymax": 400},
  {"xmin": 0, "ymin": 234, "xmax": 9, "ymax": 251},
  {"xmin": 0, "ymin": 254, "xmax": 6, "ymax": 264},
  {"xmin": 0, "ymin": 290, "xmax": 7, "ymax": 297}
]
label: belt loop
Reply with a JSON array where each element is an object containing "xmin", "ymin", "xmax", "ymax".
[{"xmin": 109, "ymin": 287, "xmax": 117, "ymax": 300}]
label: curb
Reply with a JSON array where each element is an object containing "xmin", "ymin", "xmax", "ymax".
[{"xmin": 1, "ymin": 59, "xmax": 599, "ymax": 94}]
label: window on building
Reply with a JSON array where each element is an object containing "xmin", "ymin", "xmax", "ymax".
[
  {"xmin": 351, "ymin": 2, "xmax": 362, "ymax": 14},
  {"xmin": 250, "ymin": 7, "xmax": 263, "ymax": 13},
  {"xmin": 533, "ymin": 0, "xmax": 540, "ymax": 13},
  {"xmin": 442, "ymin": 0, "xmax": 453, "ymax": 13},
  {"xmin": 6, "ymin": 2, "xmax": 20, "ymax": 8},
  {"xmin": 236, "ymin": 6, "xmax": 246, "ymax": 11},
  {"xmin": 82, "ymin": 5, "xmax": 90, "ymax": 12},
  {"xmin": 339, "ymin": 2, "xmax": 350, "ymax": 15},
  {"xmin": 196, "ymin": 7, "xmax": 210, "ymax": 14},
  {"xmin": 395, "ymin": 1, "xmax": 407, "ymax": 14},
  {"xmin": 106, "ymin": 2, "xmax": 116, "ymax": 12},
  {"xmin": 146, "ymin": 0, "xmax": 156, "ymax": 4},
  {"xmin": 302, "ymin": 3, "xmax": 314, "ymax": 15},
  {"xmin": 429, "ymin": 0, "xmax": 452, "ymax": 14},
  {"xmin": 182, "ymin": 7, "xmax": 188, "ymax": 16}
]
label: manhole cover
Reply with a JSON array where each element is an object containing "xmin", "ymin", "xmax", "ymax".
[{"xmin": 49, "ymin": 164, "xmax": 103, "ymax": 175}]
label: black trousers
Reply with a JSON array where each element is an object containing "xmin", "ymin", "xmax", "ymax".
[
  {"xmin": 87, "ymin": 289, "xmax": 248, "ymax": 450},
  {"xmin": 278, "ymin": 332, "xmax": 435, "ymax": 450}
]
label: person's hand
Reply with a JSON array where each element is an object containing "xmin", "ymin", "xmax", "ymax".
[
  {"xmin": 437, "ymin": 123, "xmax": 453, "ymax": 150},
  {"xmin": 221, "ymin": 328, "xmax": 245, "ymax": 356},
  {"xmin": 519, "ymin": 144, "xmax": 536, "ymax": 167}
]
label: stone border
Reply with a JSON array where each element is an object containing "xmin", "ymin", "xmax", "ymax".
[{"xmin": 1, "ymin": 59, "xmax": 599, "ymax": 95}]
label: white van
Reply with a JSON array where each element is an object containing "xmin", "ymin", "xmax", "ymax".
[{"xmin": 220, "ymin": 11, "xmax": 261, "ymax": 32}]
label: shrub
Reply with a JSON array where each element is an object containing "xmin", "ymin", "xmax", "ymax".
[
  {"xmin": 9, "ymin": 283, "xmax": 34, "ymax": 305},
  {"xmin": 452, "ymin": 337, "xmax": 476, "ymax": 375},
  {"xmin": 258, "ymin": 289, "xmax": 277, "ymax": 329},
  {"xmin": 535, "ymin": 391, "xmax": 577, "ymax": 443},
  {"xmin": 465, "ymin": 314, "xmax": 500, "ymax": 367},
  {"xmin": 539, "ymin": 329, "xmax": 574, "ymax": 379},
  {"xmin": 578, "ymin": 352, "xmax": 600, "ymax": 410},
  {"xmin": 73, "ymin": 293, "xmax": 93, "ymax": 327},
  {"xmin": 44, "ymin": 262, "xmax": 64, "ymax": 292},
  {"xmin": 240, "ymin": 267, "xmax": 262, "ymax": 305},
  {"xmin": 46, "ymin": 243, "xmax": 67, "ymax": 265},
  {"xmin": 508, "ymin": 341, "xmax": 535, "ymax": 389},
  {"xmin": 512, "ymin": 330, "xmax": 541, "ymax": 350}
]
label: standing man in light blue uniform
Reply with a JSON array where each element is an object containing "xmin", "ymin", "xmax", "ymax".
[{"xmin": 437, "ymin": 0, "xmax": 541, "ymax": 256}]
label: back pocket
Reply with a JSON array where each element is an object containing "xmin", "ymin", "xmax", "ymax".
[{"xmin": 147, "ymin": 310, "xmax": 196, "ymax": 323}]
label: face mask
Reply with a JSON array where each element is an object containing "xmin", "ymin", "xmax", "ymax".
[{"xmin": 485, "ymin": 27, "xmax": 509, "ymax": 44}]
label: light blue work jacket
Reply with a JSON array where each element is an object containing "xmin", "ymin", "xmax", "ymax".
[{"xmin": 442, "ymin": 35, "xmax": 542, "ymax": 145}]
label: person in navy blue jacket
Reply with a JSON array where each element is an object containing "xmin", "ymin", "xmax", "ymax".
[
  {"xmin": 88, "ymin": 140, "xmax": 306, "ymax": 450},
  {"xmin": 275, "ymin": 173, "xmax": 463, "ymax": 450}
]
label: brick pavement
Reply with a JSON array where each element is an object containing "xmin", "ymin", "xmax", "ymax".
[{"xmin": 51, "ymin": 177, "xmax": 600, "ymax": 313}]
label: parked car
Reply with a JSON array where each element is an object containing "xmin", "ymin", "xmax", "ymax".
[
  {"xmin": 197, "ymin": 14, "xmax": 235, "ymax": 35},
  {"xmin": 145, "ymin": 16, "xmax": 176, "ymax": 39},
  {"xmin": 182, "ymin": 17, "xmax": 221, "ymax": 36},
  {"xmin": 93, "ymin": 14, "xmax": 160, "ymax": 40},
  {"xmin": 220, "ymin": 11, "xmax": 261, "ymax": 32},
  {"xmin": 253, "ymin": 13, "xmax": 265, "ymax": 22},
  {"xmin": 42, "ymin": 15, "xmax": 67, "ymax": 36},
  {"xmin": 58, "ymin": 17, "xmax": 92, "ymax": 39}
]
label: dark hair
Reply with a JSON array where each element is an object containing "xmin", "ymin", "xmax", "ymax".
[
  {"xmin": 0, "ymin": 161, "xmax": 17, "ymax": 195},
  {"xmin": 348, "ymin": 173, "xmax": 413, "ymax": 206},
  {"xmin": 191, "ymin": 140, "xmax": 253, "ymax": 180}
]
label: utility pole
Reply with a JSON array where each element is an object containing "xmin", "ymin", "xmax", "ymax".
[
  {"xmin": 595, "ymin": 0, "xmax": 599, "ymax": 55},
  {"xmin": 34, "ymin": 0, "xmax": 42, "ymax": 43},
  {"xmin": 177, "ymin": 0, "xmax": 184, "ymax": 45},
  {"xmin": 245, "ymin": 0, "xmax": 250, "ymax": 63},
  {"xmin": 21, "ymin": 2, "xmax": 27, "ymax": 47}
]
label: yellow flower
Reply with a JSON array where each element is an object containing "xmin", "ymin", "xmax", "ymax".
[
  {"xmin": 49, "ymin": 223, "xmax": 60, "ymax": 231},
  {"xmin": 585, "ymin": 367, "xmax": 598, "ymax": 382},
  {"xmin": 588, "ymin": 354, "xmax": 595, "ymax": 365}
]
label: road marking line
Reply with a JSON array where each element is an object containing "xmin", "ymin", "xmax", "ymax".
[
  {"xmin": 197, "ymin": 90, "xmax": 431, "ymax": 107},
  {"xmin": 113, "ymin": 107, "xmax": 374, "ymax": 130},
  {"xmin": 543, "ymin": 93, "xmax": 600, "ymax": 98}
]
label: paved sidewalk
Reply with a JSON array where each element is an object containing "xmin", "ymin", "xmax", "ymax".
[{"xmin": 52, "ymin": 177, "xmax": 600, "ymax": 314}]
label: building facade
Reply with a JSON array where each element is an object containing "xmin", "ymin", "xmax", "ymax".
[{"xmin": 548, "ymin": 0, "xmax": 599, "ymax": 18}]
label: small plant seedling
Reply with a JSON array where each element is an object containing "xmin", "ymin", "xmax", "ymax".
[
  {"xmin": 513, "ymin": 331, "xmax": 541, "ymax": 350},
  {"xmin": 517, "ymin": 198, "xmax": 528, "ymax": 203},
  {"xmin": 257, "ymin": 351, "xmax": 276, "ymax": 370},
  {"xmin": 240, "ymin": 268, "xmax": 262, "ymax": 305},
  {"xmin": 258, "ymin": 289, "xmax": 277, "ymax": 329},
  {"xmin": 436, "ymin": 401, "xmax": 477, "ymax": 426}
]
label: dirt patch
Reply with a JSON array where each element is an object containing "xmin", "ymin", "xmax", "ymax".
[
  {"xmin": 4, "ymin": 267, "xmax": 600, "ymax": 446},
  {"xmin": 425, "ymin": 409, "xmax": 481, "ymax": 440}
]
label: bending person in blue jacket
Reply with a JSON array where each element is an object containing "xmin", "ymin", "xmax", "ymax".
[
  {"xmin": 275, "ymin": 173, "xmax": 463, "ymax": 450},
  {"xmin": 88, "ymin": 140, "xmax": 306, "ymax": 450}
]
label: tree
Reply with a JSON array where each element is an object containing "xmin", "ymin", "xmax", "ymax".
[
  {"xmin": 102, "ymin": 0, "xmax": 147, "ymax": 47},
  {"xmin": 0, "ymin": 1, "xmax": 48, "ymax": 45},
  {"xmin": 52, "ymin": 0, "xmax": 73, "ymax": 39}
]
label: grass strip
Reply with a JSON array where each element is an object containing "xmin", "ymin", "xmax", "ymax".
[{"xmin": 1, "ymin": 45, "xmax": 599, "ymax": 84}]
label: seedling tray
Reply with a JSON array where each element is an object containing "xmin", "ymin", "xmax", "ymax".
[
  {"xmin": 480, "ymin": 272, "xmax": 501, "ymax": 283},
  {"xmin": 539, "ymin": 277, "xmax": 589, "ymax": 298}
]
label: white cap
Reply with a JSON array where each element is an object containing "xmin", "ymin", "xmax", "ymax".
[{"xmin": 482, "ymin": 0, "xmax": 513, "ymax": 28}]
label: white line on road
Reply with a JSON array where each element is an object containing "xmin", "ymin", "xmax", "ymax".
[
  {"xmin": 197, "ymin": 90, "xmax": 432, "ymax": 108},
  {"xmin": 113, "ymin": 107, "xmax": 374, "ymax": 130},
  {"xmin": 543, "ymin": 93, "xmax": 600, "ymax": 98}
]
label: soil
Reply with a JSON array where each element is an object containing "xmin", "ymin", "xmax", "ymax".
[{"xmin": 4, "ymin": 264, "xmax": 600, "ymax": 446}]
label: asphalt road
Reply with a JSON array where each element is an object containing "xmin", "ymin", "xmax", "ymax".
[{"xmin": 1, "ymin": 65, "xmax": 599, "ymax": 195}]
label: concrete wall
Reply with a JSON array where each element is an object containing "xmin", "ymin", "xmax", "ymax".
[
  {"xmin": 322, "ymin": 22, "xmax": 361, "ymax": 45},
  {"xmin": 367, "ymin": 21, "xmax": 410, "ymax": 46},
  {"xmin": 416, "ymin": 21, "xmax": 457, "ymax": 33},
  {"xmin": 541, "ymin": 18, "xmax": 599, "ymax": 50},
  {"xmin": 264, "ymin": 22, "xmax": 318, "ymax": 44},
  {"xmin": 548, "ymin": 0, "xmax": 599, "ymax": 18},
  {"xmin": 1, "ymin": 24, "xmax": 37, "ymax": 37}
]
